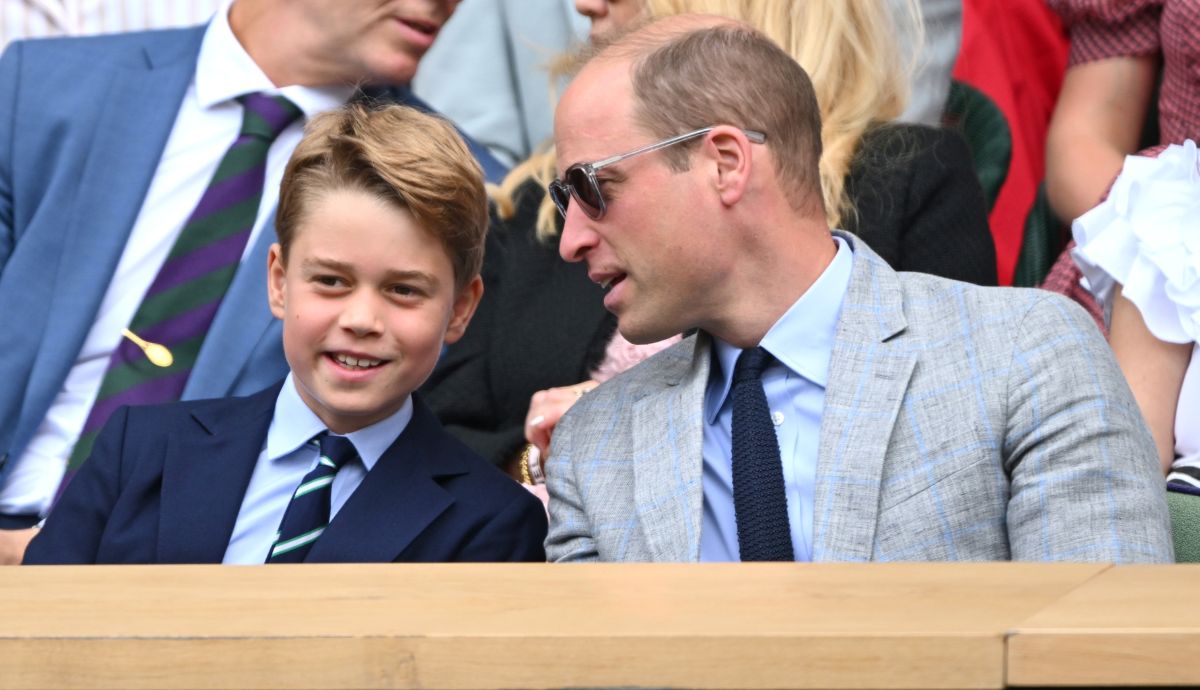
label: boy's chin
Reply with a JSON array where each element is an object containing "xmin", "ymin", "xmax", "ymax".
[{"xmin": 295, "ymin": 378, "xmax": 413, "ymax": 435}]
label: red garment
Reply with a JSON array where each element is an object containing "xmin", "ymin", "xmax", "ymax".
[
  {"xmin": 952, "ymin": 0, "xmax": 1070, "ymax": 285},
  {"xmin": 1049, "ymin": 0, "xmax": 1200, "ymax": 145}
]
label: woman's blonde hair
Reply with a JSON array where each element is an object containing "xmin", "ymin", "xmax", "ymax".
[{"xmin": 491, "ymin": 0, "xmax": 920, "ymax": 240}]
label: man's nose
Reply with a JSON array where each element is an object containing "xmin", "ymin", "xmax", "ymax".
[{"xmin": 558, "ymin": 204, "xmax": 598, "ymax": 263}]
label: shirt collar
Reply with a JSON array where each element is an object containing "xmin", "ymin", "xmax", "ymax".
[
  {"xmin": 266, "ymin": 373, "xmax": 414, "ymax": 472},
  {"xmin": 704, "ymin": 235, "xmax": 853, "ymax": 423},
  {"xmin": 194, "ymin": 3, "xmax": 354, "ymax": 117}
]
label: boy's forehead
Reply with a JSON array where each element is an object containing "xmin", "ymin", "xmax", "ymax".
[{"xmin": 288, "ymin": 189, "xmax": 455, "ymax": 274}]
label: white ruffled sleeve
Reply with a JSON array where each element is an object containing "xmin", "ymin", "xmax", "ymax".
[{"xmin": 1072, "ymin": 140, "xmax": 1200, "ymax": 344}]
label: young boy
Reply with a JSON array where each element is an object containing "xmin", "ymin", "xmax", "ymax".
[{"xmin": 24, "ymin": 105, "xmax": 547, "ymax": 564}]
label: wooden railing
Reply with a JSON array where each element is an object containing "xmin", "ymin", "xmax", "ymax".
[{"xmin": 2, "ymin": 563, "xmax": 1197, "ymax": 689}]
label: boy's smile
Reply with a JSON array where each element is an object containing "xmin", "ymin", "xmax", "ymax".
[{"xmin": 267, "ymin": 187, "xmax": 481, "ymax": 434}]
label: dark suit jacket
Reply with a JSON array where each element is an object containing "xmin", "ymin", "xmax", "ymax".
[
  {"xmin": 424, "ymin": 124, "xmax": 996, "ymax": 466},
  {"xmin": 23, "ymin": 383, "xmax": 547, "ymax": 564},
  {"xmin": 842, "ymin": 124, "xmax": 996, "ymax": 285}
]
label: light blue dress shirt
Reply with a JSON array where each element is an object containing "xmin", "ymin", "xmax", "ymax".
[
  {"xmin": 222, "ymin": 374, "xmax": 413, "ymax": 564},
  {"xmin": 700, "ymin": 237, "xmax": 853, "ymax": 562}
]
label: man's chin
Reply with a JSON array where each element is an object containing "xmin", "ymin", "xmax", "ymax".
[
  {"xmin": 359, "ymin": 53, "xmax": 421, "ymax": 87},
  {"xmin": 616, "ymin": 317, "xmax": 677, "ymax": 346}
]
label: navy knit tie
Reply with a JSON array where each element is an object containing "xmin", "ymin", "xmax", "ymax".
[
  {"xmin": 731, "ymin": 347, "xmax": 794, "ymax": 561},
  {"xmin": 267, "ymin": 433, "xmax": 358, "ymax": 563}
]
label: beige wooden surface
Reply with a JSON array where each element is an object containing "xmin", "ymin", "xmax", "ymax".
[
  {"xmin": 0, "ymin": 563, "xmax": 1105, "ymax": 690},
  {"xmin": 1007, "ymin": 565, "xmax": 1200, "ymax": 687}
]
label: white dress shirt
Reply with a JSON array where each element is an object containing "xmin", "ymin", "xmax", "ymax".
[{"xmin": 0, "ymin": 5, "xmax": 352, "ymax": 518}]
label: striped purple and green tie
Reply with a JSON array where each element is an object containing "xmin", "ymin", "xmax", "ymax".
[{"xmin": 61, "ymin": 93, "xmax": 303, "ymax": 489}]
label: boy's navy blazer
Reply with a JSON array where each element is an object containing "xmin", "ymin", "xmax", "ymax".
[{"xmin": 24, "ymin": 383, "xmax": 547, "ymax": 564}]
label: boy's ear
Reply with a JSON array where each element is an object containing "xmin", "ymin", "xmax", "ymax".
[
  {"xmin": 266, "ymin": 243, "xmax": 287, "ymax": 320},
  {"xmin": 443, "ymin": 275, "xmax": 484, "ymax": 345}
]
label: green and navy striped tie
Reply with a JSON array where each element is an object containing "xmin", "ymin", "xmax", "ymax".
[
  {"xmin": 61, "ymin": 93, "xmax": 303, "ymax": 493},
  {"xmin": 268, "ymin": 433, "xmax": 359, "ymax": 563}
]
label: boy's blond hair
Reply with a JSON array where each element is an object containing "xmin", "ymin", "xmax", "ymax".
[{"xmin": 277, "ymin": 103, "xmax": 487, "ymax": 291}]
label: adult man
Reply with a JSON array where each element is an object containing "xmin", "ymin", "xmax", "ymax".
[
  {"xmin": 0, "ymin": 0, "xmax": 503, "ymax": 563},
  {"xmin": 545, "ymin": 16, "xmax": 1173, "ymax": 563}
]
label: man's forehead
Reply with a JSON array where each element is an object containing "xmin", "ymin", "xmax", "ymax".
[{"xmin": 555, "ymin": 60, "xmax": 636, "ymax": 164}]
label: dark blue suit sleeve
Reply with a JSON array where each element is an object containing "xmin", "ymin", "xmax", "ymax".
[
  {"xmin": 23, "ymin": 406, "xmax": 132, "ymax": 564},
  {"xmin": 458, "ymin": 493, "xmax": 548, "ymax": 562}
]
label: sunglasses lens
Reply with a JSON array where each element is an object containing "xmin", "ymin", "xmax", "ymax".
[
  {"xmin": 548, "ymin": 181, "xmax": 571, "ymax": 217},
  {"xmin": 566, "ymin": 167, "xmax": 603, "ymax": 219}
]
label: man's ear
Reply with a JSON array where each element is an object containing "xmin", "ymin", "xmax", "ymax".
[
  {"xmin": 443, "ymin": 275, "xmax": 484, "ymax": 344},
  {"xmin": 266, "ymin": 243, "xmax": 287, "ymax": 320},
  {"xmin": 705, "ymin": 127, "xmax": 754, "ymax": 207}
]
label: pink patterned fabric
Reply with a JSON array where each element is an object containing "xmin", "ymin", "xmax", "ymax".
[
  {"xmin": 1048, "ymin": 0, "xmax": 1200, "ymax": 145},
  {"xmin": 592, "ymin": 332, "xmax": 683, "ymax": 383}
]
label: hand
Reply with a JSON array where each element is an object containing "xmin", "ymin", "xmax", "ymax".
[
  {"xmin": 0, "ymin": 527, "xmax": 38, "ymax": 565},
  {"xmin": 525, "ymin": 380, "xmax": 600, "ymax": 456}
]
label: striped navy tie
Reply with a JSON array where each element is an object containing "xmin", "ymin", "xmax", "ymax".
[{"xmin": 267, "ymin": 432, "xmax": 358, "ymax": 563}]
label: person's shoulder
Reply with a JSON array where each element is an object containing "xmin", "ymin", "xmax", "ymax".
[
  {"xmin": 552, "ymin": 334, "xmax": 699, "ymax": 445},
  {"xmin": 896, "ymin": 269, "xmax": 1099, "ymax": 338},
  {"xmin": 584, "ymin": 334, "xmax": 698, "ymax": 402},
  {"xmin": 115, "ymin": 383, "xmax": 280, "ymax": 434},
  {"xmin": 5, "ymin": 25, "xmax": 204, "ymax": 63},
  {"xmin": 411, "ymin": 397, "xmax": 537, "ymax": 496}
]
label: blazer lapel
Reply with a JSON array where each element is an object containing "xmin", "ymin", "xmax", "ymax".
[
  {"xmin": 307, "ymin": 400, "xmax": 459, "ymax": 563},
  {"xmin": 631, "ymin": 335, "xmax": 709, "ymax": 562},
  {"xmin": 157, "ymin": 383, "xmax": 280, "ymax": 563},
  {"xmin": 812, "ymin": 235, "xmax": 916, "ymax": 562},
  {"xmin": 21, "ymin": 31, "xmax": 203, "ymax": 443}
]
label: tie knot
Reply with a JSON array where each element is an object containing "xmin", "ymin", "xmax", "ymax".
[
  {"xmin": 733, "ymin": 346, "xmax": 773, "ymax": 383},
  {"xmin": 236, "ymin": 92, "xmax": 303, "ymax": 141},
  {"xmin": 313, "ymin": 433, "xmax": 358, "ymax": 471}
]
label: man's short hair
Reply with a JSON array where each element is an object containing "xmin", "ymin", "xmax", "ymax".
[
  {"xmin": 621, "ymin": 23, "xmax": 824, "ymax": 215},
  {"xmin": 276, "ymin": 103, "xmax": 487, "ymax": 291}
]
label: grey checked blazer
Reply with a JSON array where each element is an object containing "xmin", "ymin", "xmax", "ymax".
[{"xmin": 545, "ymin": 234, "xmax": 1174, "ymax": 563}]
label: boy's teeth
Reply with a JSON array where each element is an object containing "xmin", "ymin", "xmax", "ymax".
[{"xmin": 335, "ymin": 354, "xmax": 382, "ymax": 369}]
